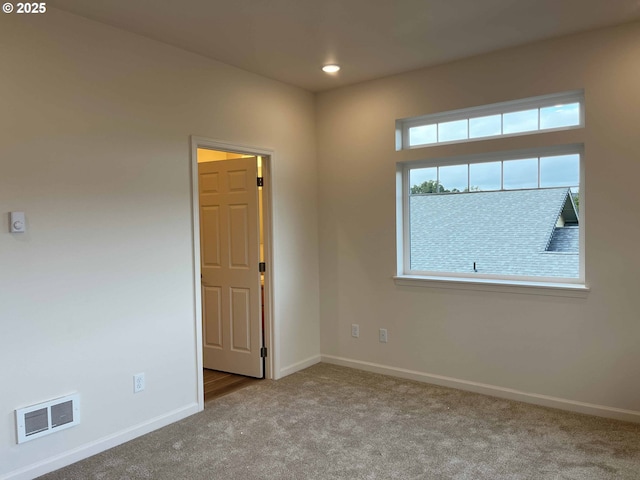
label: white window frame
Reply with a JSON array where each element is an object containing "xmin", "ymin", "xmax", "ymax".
[
  {"xmin": 395, "ymin": 145, "xmax": 588, "ymax": 295},
  {"xmin": 396, "ymin": 90, "xmax": 585, "ymax": 150}
]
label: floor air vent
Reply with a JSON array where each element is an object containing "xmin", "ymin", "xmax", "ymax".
[{"xmin": 15, "ymin": 394, "xmax": 80, "ymax": 444}]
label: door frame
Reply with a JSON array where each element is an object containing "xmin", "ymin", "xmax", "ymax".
[{"xmin": 190, "ymin": 136, "xmax": 275, "ymax": 410}]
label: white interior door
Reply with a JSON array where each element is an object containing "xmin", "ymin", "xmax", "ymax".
[{"xmin": 199, "ymin": 156, "xmax": 263, "ymax": 378}]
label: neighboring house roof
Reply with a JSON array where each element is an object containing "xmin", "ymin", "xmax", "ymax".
[
  {"xmin": 547, "ymin": 226, "xmax": 579, "ymax": 253},
  {"xmin": 409, "ymin": 187, "xmax": 579, "ymax": 278}
]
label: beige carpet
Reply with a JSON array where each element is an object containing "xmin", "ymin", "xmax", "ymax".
[{"xmin": 39, "ymin": 363, "xmax": 640, "ymax": 479}]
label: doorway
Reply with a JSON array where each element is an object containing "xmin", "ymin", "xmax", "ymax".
[
  {"xmin": 191, "ymin": 137, "xmax": 274, "ymax": 409},
  {"xmin": 203, "ymin": 369, "xmax": 261, "ymax": 402}
]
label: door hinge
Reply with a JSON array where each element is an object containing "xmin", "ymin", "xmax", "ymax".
[
  {"xmin": 257, "ymin": 177, "xmax": 263, "ymax": 187},
  {"xmin": 259, "ymin": 262, "xmax": 266, "ymax": 273},
  {"xmin": 260, "ymin": 346, "xmax": 268, "ymax": 358}
]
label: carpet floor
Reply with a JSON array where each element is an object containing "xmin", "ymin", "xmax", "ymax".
[{"xmin": 39, "ymin": 363, "xmax": 640, "ymax": 479}]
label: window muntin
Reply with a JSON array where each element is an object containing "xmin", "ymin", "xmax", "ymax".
[
  {"xmin": 398, "ymin": 91, "xmax": 583, "ymax": 149},
  {"xmin": 402, "ymin": 147, "xmax": 582, "ymax": 283}
]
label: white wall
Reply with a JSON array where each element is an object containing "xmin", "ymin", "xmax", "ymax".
[
  {"xmin": 0, "ymin": 9, "xmax": 319, "ymax": 479},
  {"xmin": 317, "ymin": 22, "xmax": 640, "ymax": 421}
]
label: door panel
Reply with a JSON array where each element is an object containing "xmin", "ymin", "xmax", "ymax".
[
  {"xmin": 230, "ymin": 287, "xmax": 251, "ymax": 351},
  {"xmin": 201, "ymin": 207, "xmax": 221, "ymax": 266},
  {"xmin": 228, "ymin": 169, "xmax": 249, "ymax": 191},
  {"xmin": 229, "ymin": 205, "xmax": 250, "ymax": 267},
  {"xmin": 199, "ymin": 156, "xmax": 262, "ymax": 378},
  {"xmin": 200, "ymin": 172, "xmax": 220, "ymax": 194},
  {"xmin": 203, "ymin": 286, "xmax": 222, "ymax": 347}
]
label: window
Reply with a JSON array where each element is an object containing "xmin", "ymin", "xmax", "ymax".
[
  {"xmin": 398, "ymin": 145, "xmax": 584, "ymax": 286},
  {"xmin": 397, "ymin": 91, "xmax": 583, "ymax": 149}
]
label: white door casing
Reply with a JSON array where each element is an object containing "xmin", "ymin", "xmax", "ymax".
[{"xmin": 199, "ymin": 156, "xmax": 263, "ymax": 378}]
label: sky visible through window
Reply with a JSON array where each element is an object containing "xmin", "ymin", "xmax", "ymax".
[
  {"xmin": 408, "ymin": 102, "xmax": 580, "ymax": 147},
  {"xmin": 409, "ymin": 154, "xmax": 579, "ymax": 193},
  {"xmin": 407, "ymin": 152, "xmax": 581, "ymax": 279},
  {"xmin": 402, "ymin": 93, "xmax": 583, "ymax": 281}
]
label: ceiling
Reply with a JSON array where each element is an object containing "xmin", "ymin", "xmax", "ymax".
[{"xmin": 48, "ymin": 0, "xmax": 640, "ymax": 92}]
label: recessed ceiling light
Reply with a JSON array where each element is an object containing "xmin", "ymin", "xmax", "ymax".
[{"xmin": 322, "ymin": 64, "xmax": 340, "ymax": 73}]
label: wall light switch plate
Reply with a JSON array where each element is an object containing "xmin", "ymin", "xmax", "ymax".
[{"xmin": 10, "ymin": 212, "xmax": 26, "ymax": 233}]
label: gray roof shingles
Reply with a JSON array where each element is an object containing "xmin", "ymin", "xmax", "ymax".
[
  {"xmin": 547, "ymin": 226, "xmax": 579, "ymax": 253},
  {"xmin": 409, "ymin": 188, "xmax": 579, "ymax": 278}
]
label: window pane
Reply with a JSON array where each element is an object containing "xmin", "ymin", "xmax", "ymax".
[
  {"xmin": 438, "ymin": 119, "xmax": 468, "ymax": 142},
  {"xmin": 469, "ymin": 114, "xmax": 501, "ymax": 138},
  {"xmin": 540, "ymin": 103, "xmax": 580, "ymax": 130},
  {"xmin": 409, "ymin": 167, "xmax": 440, "ymax": 194},
  {"xmin": 406, "ymin": 151, "xmax": 581, "ymax": 280},
  {"xmin": 409, "ymin": 124, "xmax": 437, "ymax": 146},
  {"xmin": 503, "ymin": 109, "xmax": 539, "ymax": 134},
  {"xmin": 540, "ymin": 154, "xmax": 579, "ymax": 187},
  {"xmin": 503, "ymin": 158, "xmax": 538, "ymax": 189},
  {"xmin": 469, "ymin": 162, "xmax": 501, "ymax": 191},
  {"xmin": 438, "ymin": 164, "xmax": 468, "ymax": 192}
]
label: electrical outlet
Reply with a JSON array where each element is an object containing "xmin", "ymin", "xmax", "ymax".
[
  {"xmin": 133, "ymin": 373, "xmax": 145, "ymax": 393},
  {"xmin": 351, "ymin": 324, "xmax": 359, "ymax": 338},
  {"xmin": 379, "ymin": 328, "xmax": 388, "ymax": 343}
]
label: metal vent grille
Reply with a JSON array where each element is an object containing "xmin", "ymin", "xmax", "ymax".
[
  {"xmin": 24, "ymin": 408, "xmax": 48, "ymax": 436},
  {"xmin": 16, "ymin": 394, "xmax": 80, "ymax": 444}
]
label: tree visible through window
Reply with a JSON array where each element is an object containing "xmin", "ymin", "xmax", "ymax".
[
  {"xmin": 397, "ymin": 92, "xmax": 585, "ymax": 286},
  {"xmin": 404, "ymin": 149, "xmax": 581, "ymax": 280}
]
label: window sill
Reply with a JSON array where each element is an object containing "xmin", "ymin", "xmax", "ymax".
[{"xmin": 393, "ymin": 275, "xmax": 589, "ymax": 298}]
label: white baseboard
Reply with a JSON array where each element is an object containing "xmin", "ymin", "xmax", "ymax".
[
  {"xmin": 2, "ymin": 403, "xmax": 200, "ymax": 480},
  {"xmin": 278, "ymin": 354, "xmax": 321, "ymax": 379},
  {"xmin": 321, "ymin": 355, "xmax": 640, "ymax": 424}
]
